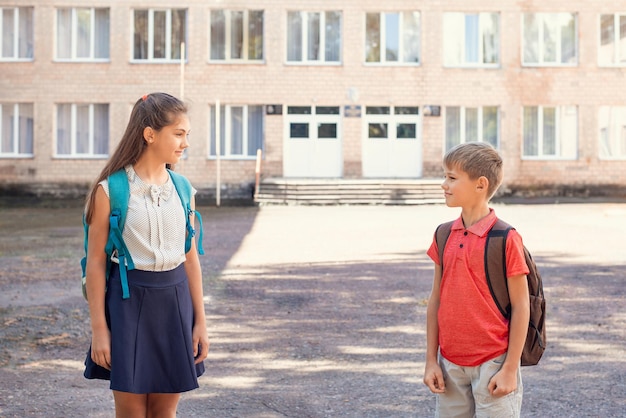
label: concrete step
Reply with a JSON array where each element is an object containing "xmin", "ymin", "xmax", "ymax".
[{"xmin": 255, "ymin": 178, "xmax": 444, "ymax": 205}]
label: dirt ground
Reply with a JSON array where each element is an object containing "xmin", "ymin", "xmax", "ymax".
[{"xmin": 0, "ymin": 202, "xmax": 625, "ymax": 417}]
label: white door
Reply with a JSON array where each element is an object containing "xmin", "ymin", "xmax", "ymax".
[
  {"xmin": 362, "ymin": 106, "xmax": 422, "ymax": 178},
  {"xmin": 284, "ymin": 106, "xmax": 342, "ymax": 178}
]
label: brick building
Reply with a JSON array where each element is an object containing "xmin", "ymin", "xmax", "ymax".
[{"xmin": 1, "ymin": 0, "xmax": 626, "ymax": 202}]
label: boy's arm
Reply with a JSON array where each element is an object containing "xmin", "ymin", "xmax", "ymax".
[
  {"xmin": 488, "ymin": 274, "xmax": 530, "ymax": 396},
  {"xmin": 423, "ymin": 263, "xmax": 445, "ymax": 393}
]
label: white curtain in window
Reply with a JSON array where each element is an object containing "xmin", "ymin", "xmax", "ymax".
[
  {"xmin": 465, "ymin": 107, "xmax": 478, "ymax": 142},
  {"xmin": 230, "ymin": 107, "xmax": 243, "ymax": 155},
  {"xmin": 402, "ymin": 12, "xmax": 420, "ymax": 63},
  {"xmin": 94, "ymin": 9, "xmax": 109, "ymax": 59},
  {"xmin": 57, "ymin": 104, "xmax": 72, "ymax": 155},
  {"xmin": 523, "ymin": 107, "xmax": 539, "ymax": 156},
  {"xmin": 445, "ymin": 107, "xmax": 461, "ymax": 151},
  {"xmin": 94, "ymin": 104, "xmax": 108, "ymax": 155},
  {"xmin": 57, "ymin": 9, "xmax": 72, "ymax": 59},
  {"xmin": 18, "ymin": 104, "xmax": 34, "ymax": 154},
  {"xmin": 559, "ymin": 106, "xmax": 577, "ymax": 158},
  {"xmin": 444, "ymin": 13, "xmax": 463, "ymax": 66},
  {"xmin": 171, "ymin": 9, "xmax": 185, "ymax": 60},
  {"xmin": 210, "ymin": 11, "xmax": 226, "ymax": 60},
  {"xmin": 76, "ymin": 105, "xmax": 90, "ymax": 154},
  {"xmin": 76, "ymin": 9, "xmax": 91, "ymax": 59},
  {"xmin": 325, "ymin": 11, "xmax": 341, "ymax": 62},
  {"xmin": 560, "ymin": 14, "xmax": 576, "ymax": 64},
  {"xmin": 287, "ymin": 12, "xmax": 302, "ymax": 61},
  {"xmin": 153, "ymin": 11, "xmax": 166, "ymax": 59},
  {"xmin": 247, "ymin": 105, "xmax": 263, "ymax": 156},
  {"xmin": 18, "ymin": 7, "xmax": 34, "ymax": 58},
  {"xmin": 307, "ymin": 12, "xmax": 320, "ymax": 61},
  {"xmin": 2, "ymin": 9, "xmax": 14, "ymax": 58},
  {"xmin": 482, "ymin": 14, "xmax": 498, "ymax": 64},
  {"xmin": 1, "ymin": 104, "xmax": 11, "ymax": 153},
  {"xmin": 230, "ymin": 11, "xmax": 243, "ymax": 59},
  {"xmin": 542, "ymin": 107, "xmax": 556, "ymax": 155},
  {"xmin": 523, "ymin": 14, "xmax": 538, "ymax": 63},
  {"xmin": 134, "ymin": 10, "xmax": 148, "ymax": 60}
]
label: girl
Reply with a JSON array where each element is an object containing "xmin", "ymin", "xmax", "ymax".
[{"xmin": 83, "ymin": 93, "xmax": 209, "ymax": 417}]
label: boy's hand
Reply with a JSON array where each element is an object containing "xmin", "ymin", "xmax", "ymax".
[
  {"xmin": 423, "ymin": 361, "xmax": 446, "ymax": 393},
  {"xmin": 487, "ymin": 367, "xmax": 517, "ymax": 397}
]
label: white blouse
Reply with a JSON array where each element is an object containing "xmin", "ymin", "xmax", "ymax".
[{"xmin": 100, "ymin": 166, "xmax": 189, "ymax": 272}]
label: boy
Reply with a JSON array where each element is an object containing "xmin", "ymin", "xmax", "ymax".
[{"xmin": 423, "ymin": 142, "xmax": 530, "ymax": 417}]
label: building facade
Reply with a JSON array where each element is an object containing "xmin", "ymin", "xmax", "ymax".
[{"xmin": 2, "ymin": 0, "xmax": 626, "ymax": 201}]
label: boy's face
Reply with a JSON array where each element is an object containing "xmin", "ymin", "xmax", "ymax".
[{"xmin": 441, "ymin": 164, "xmax": 486, "ymax": 208}]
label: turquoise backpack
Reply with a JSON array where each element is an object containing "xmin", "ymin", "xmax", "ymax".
[{"xmin": 80, "ymin": 168, "xmax": 204, "ymax": 300}]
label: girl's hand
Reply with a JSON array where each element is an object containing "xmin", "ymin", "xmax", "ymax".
[
  {"xmin": 91, "ymin": 328, "xmax": 112, "ymax": 370},
  {"xmin": 192, "ymin": 323, "xmax": 210, "ymax": 364}
]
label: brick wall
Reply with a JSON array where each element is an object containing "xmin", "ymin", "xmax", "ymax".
[{"xmin": 1, "ymin": 0, "xmax": 626, "ymax": 200}]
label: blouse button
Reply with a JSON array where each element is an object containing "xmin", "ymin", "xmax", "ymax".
[{"xmin": 464, "ymin": 231, "xmax": 468, "ymax": 236}]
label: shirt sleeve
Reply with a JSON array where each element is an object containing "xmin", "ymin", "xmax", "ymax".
[
  {"xmin": 505, "ymin": 229, "xmax": 530, "ymax": 278},
  {"xmin": 426, "ymin": 232, "xmax": 440, "ymax": 265}
]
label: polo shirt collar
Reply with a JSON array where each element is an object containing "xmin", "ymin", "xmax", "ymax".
[{"xmin": 451, "ymin": 208, "xmax": 497, "ymax": 238}]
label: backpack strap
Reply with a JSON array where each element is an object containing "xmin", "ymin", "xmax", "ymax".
[
  {"xmin": 107, "ymin": 169, "xmax": 135, "ymax": 299},
  {"xmin": 168, "ymin": 169, "xmax": 205, "ymax": 255},
  {"xmin": 485, "ymin": 219, "xmax": 514, "ymax": 318},
  {"xmin": 435, "ymin": 220, "xmax": 455, "ymax": 270}
]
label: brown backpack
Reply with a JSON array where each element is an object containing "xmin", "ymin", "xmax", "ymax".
[{"xmin": 435, "ymin": 218, "xmax": 546, "ymax": 366}]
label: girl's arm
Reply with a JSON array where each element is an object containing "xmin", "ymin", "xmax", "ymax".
[
  {"xmin": 85, "ymin": 185, "xmax": 112, "ymax": 370},
  {"xmin": 184, "ymin": 196, "xmax": 210, "ymax": 364}
]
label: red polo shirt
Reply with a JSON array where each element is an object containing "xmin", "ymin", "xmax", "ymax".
[{"xmin": 427, "ymin": 209, "xmax": 529, "ymax": 366}]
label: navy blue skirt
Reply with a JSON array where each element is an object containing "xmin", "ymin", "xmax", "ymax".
[{"xmin": 84, "ymin": 264, "xmax": 205, "ymax": 393}]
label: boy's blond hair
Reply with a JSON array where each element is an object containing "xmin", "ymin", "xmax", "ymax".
[{"xmin": 444, "ymin": 142, "xmax": 503, "ymax": 198}]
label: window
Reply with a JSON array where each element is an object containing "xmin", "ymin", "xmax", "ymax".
[
  {"xmin": 522, "ymin": 106, "xmax": 577, "ymax": 159},
  {"xmin": 1, "ymin": 7, "xmax": 33, "ymax": 60},
  {"xmin": 287, "ymin": 11, "xmax": 341, "ymax": 63},
  {"xmin": 444, "ymin": 13, "xmax": 499, "ymax": 67},
  {"xmin": 133, "ymin": 9, "xmax": 187, "ymax": 61},
  {"xmin": 0, "ymin": 103, "xmax": 33, "ymax": 157},
  {"xmin": 365, "ymin": 12, "xmax": 420, "ymax": 64},
  {"xmin": 210, "ymin": 10, "xmax": 263, "ymax": 61},
  {"xmin": 523, "ymin": 13, "xmax": 577, "ymax": 66},
  {"xmin": 445, "ymin": 106, "xmax": 499, "ymax": 151},
  {"xmin": 599, "ymin": 106, "xmax": 626, "ymax": 159},
  {"xmin": 210, "ymin": 105, "xmax": 264, "ymax": 158},
  {"xmin": 365, "ymin": 106, "xmax": 420, "ymax": 140},
  {"xmin": 56, "ymin": 103, "xmax": 109, "ymax": 157},
  {"xmin": 56, "ymin": 8, "xmax": 110, "ymax": 61},
  {"xmin": 599, "ymin": 14, "xmax": 626, "ymax": 66}
]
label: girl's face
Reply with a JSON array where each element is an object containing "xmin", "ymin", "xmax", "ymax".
[{"xmin": 150, "ymin": 113, "xmax": 190, "ymax": 165}]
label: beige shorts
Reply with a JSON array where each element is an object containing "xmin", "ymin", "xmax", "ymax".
[{"xmin": 436, "ymin": 353, "xmax": 523, "ymax": 418}]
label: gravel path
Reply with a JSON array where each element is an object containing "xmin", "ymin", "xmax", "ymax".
[{"xmin": 0, "ymin": 203, "xmax": 625, "ymax": 417}]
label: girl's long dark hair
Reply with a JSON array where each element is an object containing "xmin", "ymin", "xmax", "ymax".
[{"xmin": 84, "ymin": 93, "xmax": 187, "ymax": 223}]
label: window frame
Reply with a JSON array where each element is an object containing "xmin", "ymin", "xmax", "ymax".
[
  {"xmin": 521, "ymin": 105, "xmax": 578, "ymax": 160},
  {"xmin": 55, "ymin": 103, "xmax": 109, "ymax": 158},
  {"xmin": 521, "ymin": 12, "xmax": 578, "ymax": 67},
  {"xmin": 444, "ymin": 106, "xmax": 500, "ymax": 152},
  {"xmin": 286, "ymin": 10, "xmax": 342, "ymax": 65},
  {"xmin": 209, "ymin": 104, "xmax": 265, "ymax": 160},
  {"xmin": 443, "ymin": 12, "xmax": 500, "ymax": 68},
  {"xmin": 364, "ymin": 11, "xmax": 421, "ymax": 66},
  {"xmin": 208, "ymin": 9, "xmax": 264, "ymax": 63},
  {"xmin": 0, "ymin": 6, "xmax": 34, "ymax": 61},
  {"xmin": 598, "ymin": 13, "xmax": 626, "ymax": 67},
  {"xmin": 55, "ymin": 7, "xmax": 110, "ymax": 62},
  {"xmin": 598, "ymin": 106, "xmax": 626, "ymax": 160},
  {"xmin": 131, "ymin": 8, "xmax": 188, "ymax": 63},
  {"xmin": 0, "ymin": 102, "xmax": 34, "ymax": 158}
]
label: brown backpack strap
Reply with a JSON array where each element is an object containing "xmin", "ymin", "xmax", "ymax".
[
  {"xmin": 485, "ymin": 219, "xmax": 513, "ymax": 318},
  {"xmin": 435, "ymin": 221, "xmax": 455, "ymax": 270}
]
